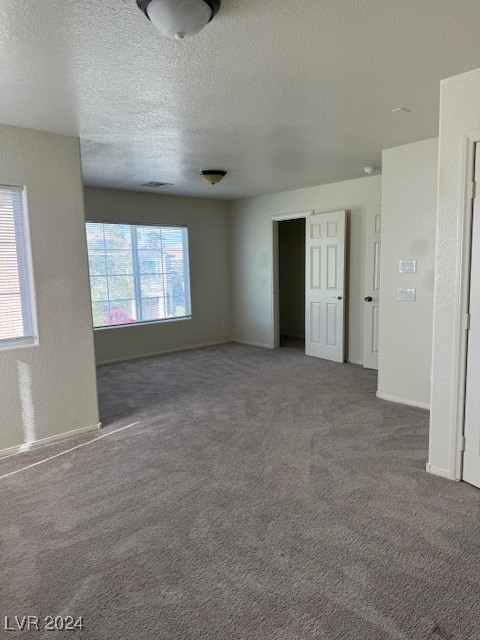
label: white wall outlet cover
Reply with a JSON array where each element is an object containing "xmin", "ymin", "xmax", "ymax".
[
  {"xmin": 397, "ymin": 287, "xmax": 416, "ymax": 301},
  {"xmin": 399, "ymin": 259, "xmax": 417, "ymax": 274}
]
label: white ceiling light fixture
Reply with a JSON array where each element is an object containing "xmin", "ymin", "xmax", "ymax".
[
  {"xmin": 200, "ymin": 170, "xmax": 227, "ymax": 185},
  {"xmin": 141, "ymin": 181, "xmax": 174, "ymax": 188},
  {"xmin": 391, "ymin": 106, "xmax": 411, "ymax": 114},
  {"xmin": 363, "ymin": 166, "xmax": 380, "ymax": 175},
  {"xmin": 137, "ymin": 0, "xmax": 221, "ymax": 40}
]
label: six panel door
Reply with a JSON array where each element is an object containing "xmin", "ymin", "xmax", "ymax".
[{"xmin": 305, "ymin": 211, "xmax": 346, "ymax": 362}]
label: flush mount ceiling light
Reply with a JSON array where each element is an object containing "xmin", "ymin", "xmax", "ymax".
[
  {"xmin": 200, "ymin": 170, "xmax": 227, "ymax": 185},
  {"xmin": 391, "ymin": 106, "xmax": 411, "ymax": 114},
  {"xmin": 137, "ymin": 0, "xmax": 221, "ymax": 39},
  {"xmin": 363, "ymin": 166, "xmax": 380, "ymax": 175},
  {"xmin": 141, "ymin": 181, "xmax": 174, "ymax": 188}
]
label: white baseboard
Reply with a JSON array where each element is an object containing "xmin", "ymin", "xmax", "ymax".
[
  {"xmin": 376, "ymin": 391, "xmax": 430, "ymax": 411},
  {"xmin": 0, "ymin": 422, "xmax": 102, "ymax": 460},
  {"xmin": 426, "ymin": 462, "xmax": 456, "ymax": 480},
  {"xmin": 96, "ymin": 340, "xmax": 232, "ymax": 366},
  {"xmin": 232, "ymin": 340, "xmax": 274, "ymax": 349}
]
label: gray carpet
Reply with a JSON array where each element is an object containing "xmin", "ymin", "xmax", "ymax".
[{"xmin": 0, "ymin": 342, "xmax": 479, "ymax": 640}]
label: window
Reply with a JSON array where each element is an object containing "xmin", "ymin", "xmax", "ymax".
[
  {"xmin": 85, "ymin": 222, "xmax": 191, "ymax": 328},
  {"xmin": 0, "ymin": 185, "xmax": 36, "ymax": 349}
]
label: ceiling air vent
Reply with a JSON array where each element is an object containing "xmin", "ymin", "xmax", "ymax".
[{"xmin": 141, "ymin": 181, "xmax": 174, "ymax": 188}]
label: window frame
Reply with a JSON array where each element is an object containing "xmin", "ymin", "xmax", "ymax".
[
  {"xmin": 0, "ymin": 184, "xmax": 38, "ymax": 352},
  {"xmin": 85, "ymin": 219, "xmax": 192, "ymax": 330}
]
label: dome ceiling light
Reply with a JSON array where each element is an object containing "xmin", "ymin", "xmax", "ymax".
[
  {"xmin": 137, "ymin": 0, "xmax": 221, "ymax": 40},
  {"xmin": 200, "ymin": 170, "xmax": 227, "ymax": 185}
]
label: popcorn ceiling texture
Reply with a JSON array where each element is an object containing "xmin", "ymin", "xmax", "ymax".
[
  {"xmin": 0, "ymin": 124, "xmax": 99, "ymax": 452},
  {"xmin": 2, "ymin": 1, "xmax": 480, "ymax": 198},
  {"xmin": 1, "ymin": 343, "xmax": 479, "ymax": 639}
]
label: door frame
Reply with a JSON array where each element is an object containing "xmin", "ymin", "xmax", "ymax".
[
  {"xmin": 271, "ymin": 211, "xmax": 312, "ymax": 349},
  {"xmin": 450, "ymin": 133, "xmax": 480, "ymax": 481}
]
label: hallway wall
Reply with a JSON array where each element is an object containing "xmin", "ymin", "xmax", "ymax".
[
  {"xmin": 230, "ymin": 176, "xmax": 382, "ymax": 363},
  {"xmin": 378, "ymin": 138, "xmax": 438, "ymax": 410}
]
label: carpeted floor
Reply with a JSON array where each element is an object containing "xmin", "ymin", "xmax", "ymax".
[{"xmin": 0, "ymin": 343, "xmax": 479, "ymax": 639}]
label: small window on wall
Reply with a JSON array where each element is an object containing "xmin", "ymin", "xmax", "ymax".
[
  {"xmin": 0, "ymin": 185, "xmax": 37, "ymax": 350},
  {"xmin": 85, "ymin": 222, "xmax": 191, "ymax": 329}
]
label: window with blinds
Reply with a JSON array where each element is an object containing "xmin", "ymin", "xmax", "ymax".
[
  {"xmin": 85, "ymin": 222, "xmax": 191, "ymax": 328},
  {"xmin": 0, "ymin": 185, "xmax": 36, "ymax": 349}
]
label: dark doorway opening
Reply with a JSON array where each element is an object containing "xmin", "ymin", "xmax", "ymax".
[{"xmin": 278, "ymin": 218, "xmax": 306, "ymax": 350}]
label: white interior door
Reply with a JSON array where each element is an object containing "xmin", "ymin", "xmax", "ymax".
[
  {"xmin": 363, "ymin": 206, "xmax": 381, "ymax": 370},
  {"xmin": 463, "ymin": 145, "xmax": 480, "ymax": 488},
  {"xmin": 305, "ymin": 211, "xmax": 346, "ymax": 362}
]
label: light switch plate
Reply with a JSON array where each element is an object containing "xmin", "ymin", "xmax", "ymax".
[
  {"xmin": 397, "ymin": 287, "xmax": 416, "ymax": 302},
  {"xmin": 399, "ymin": 259, "xmax": 417, "ymax": 274}
]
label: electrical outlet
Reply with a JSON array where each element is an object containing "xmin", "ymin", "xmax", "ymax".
[{"xmin": 219, "ymin": 319, "xmax": 225, "ymax": 328}]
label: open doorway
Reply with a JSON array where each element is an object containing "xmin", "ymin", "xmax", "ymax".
[
  {"xmin": 273, "ymin": 210, "xmax": 348, "ymax": 362},
  {"xmin": 278, "ymin": 218, "xmax": 306, "ymax": 351}
]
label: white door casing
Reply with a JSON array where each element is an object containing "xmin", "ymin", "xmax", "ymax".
[
  {"xmin": 363, "ymin": 206, "xmax": 381, "ymax": 370},
  {"xmin": 305, "ymin": 211, "xmax": 346, "ymax": 362},
  {"xmin": 463, "ymin": 146, "xmax": 480, "ymax": 488}
]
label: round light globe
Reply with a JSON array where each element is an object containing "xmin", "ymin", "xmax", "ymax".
[{"xmin": 146, "ymin": 0, "xmax": 213, "ymax": 39}]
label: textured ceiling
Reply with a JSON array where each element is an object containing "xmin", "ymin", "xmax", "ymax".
[{"xmin": 1, "ymin": 1, "xmax": 480, "ymax": 199}]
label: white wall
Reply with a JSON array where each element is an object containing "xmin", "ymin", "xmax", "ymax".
[
  {"xmin": 84, "ymin": 188, "xmax": 231, "ymax": 364},
  {"xmin": 230, "ymin": 176, "xmax": 382, "ymax": 361},
  {"xmin": 0, "ymin": 125, "xmax": 99, "ymax": 455},
  {"xmin": 429, "ymin": 68, "xmax": 480, "ymax": 480},
  {"xmin": 378, "ymin": 138, "xmax": 438, "ymax": 409}
]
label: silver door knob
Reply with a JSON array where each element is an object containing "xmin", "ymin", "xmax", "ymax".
[
  {"xmin": 335, "ymin": 296, "xmax": 343, "ymax": 300},
  {"xmin": 364, "ymin": 296, "xmax": 373, "ymax": 302}
]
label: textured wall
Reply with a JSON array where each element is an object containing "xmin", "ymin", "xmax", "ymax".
[
  {"xmin": 378, "ymin": 138, "xmax": 438, "ymax": 409},
  {"xmin": 230, "ymin": 176, "xmax": 382, "ymax": 362},
  {"xmin": 429, "ymin": 68, "xmax": 480, "ymax": 479},
  {"xmin": 0, "ymin": 125, "xmax": 99, "ymax": 453},
  {"xmin": 84, "ymin": 188, "xmax": 231, "ymax": 364}
]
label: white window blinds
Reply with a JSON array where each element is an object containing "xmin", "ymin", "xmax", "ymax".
[{"xmin": 0, "ymin": 186, "xmax": 36, "ymax": 348}]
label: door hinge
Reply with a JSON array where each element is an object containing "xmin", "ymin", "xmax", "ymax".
[
  {"xmin": 459, "ymin": 435, "xmax": 466, "ymax": 452},
  {"xmin": 466, "ymin": 313, "xmax": 471, "ymax": 331},
  {"xmin": 470, "ymin": 181, "xmax": 476, "ymax": 199}
]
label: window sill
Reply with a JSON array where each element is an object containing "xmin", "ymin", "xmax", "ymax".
[
  {"xmin": 0, "ymin": 337, "xmax": 38, "ymax": 352},
  {"xmin": 93, "ymin": 316, "xmax": 192, "ymax": 331}
]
